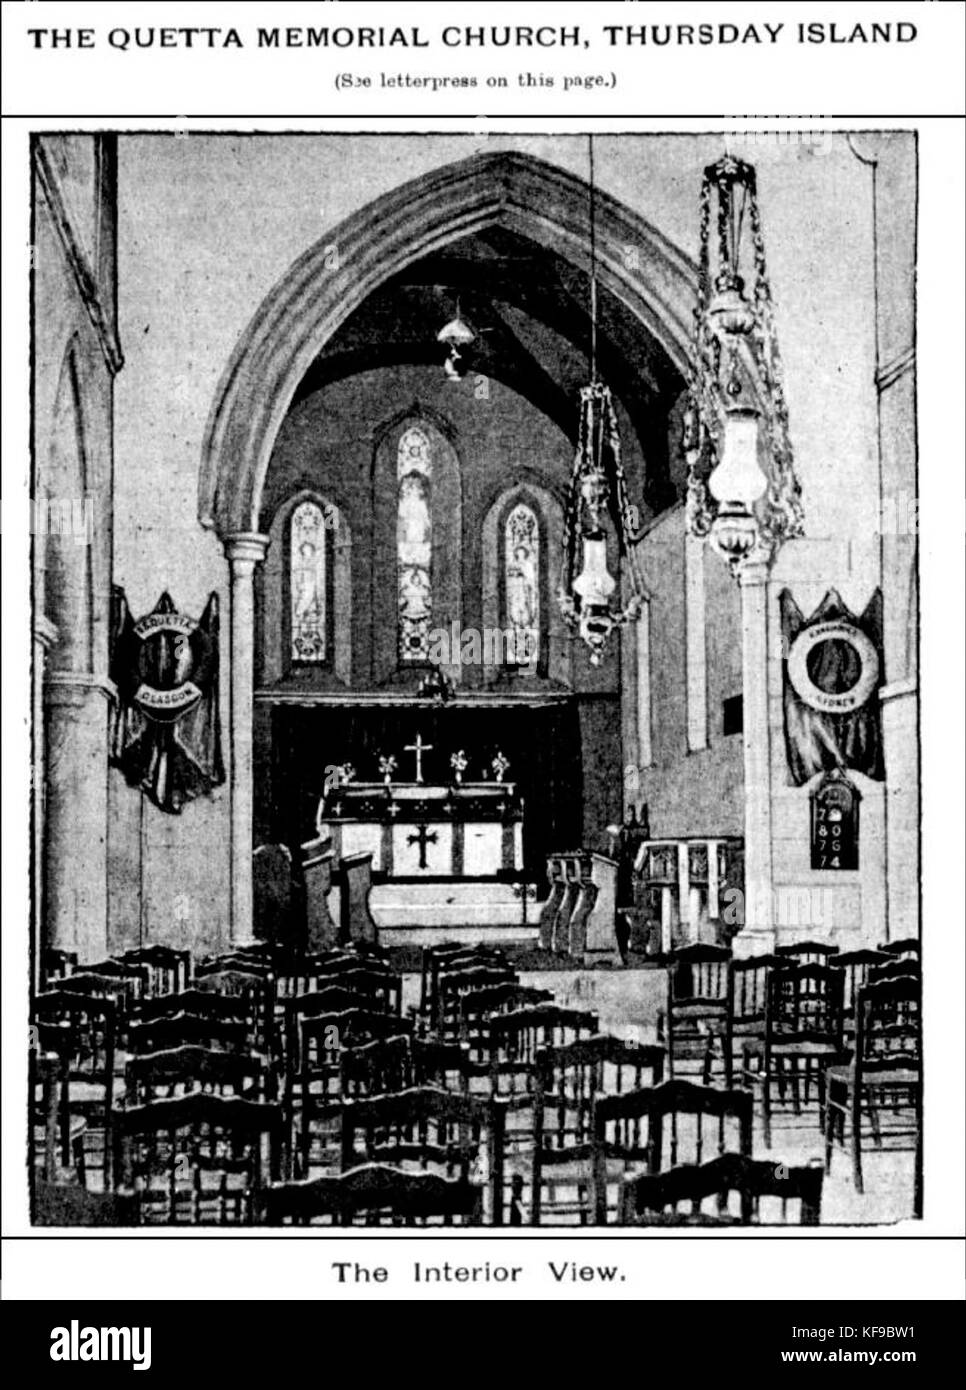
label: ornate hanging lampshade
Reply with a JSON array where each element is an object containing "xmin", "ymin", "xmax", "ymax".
[
  {"xmin": 557, "ymin": 136, "xmax": 647, "ymax": 665},
  {"xmin": 684, "ymin": 154, "xmax": 804, "ymax": 570},
  {"xmin": 437, "ymin": 305, "xmax": 476, "ymax": 381},
  {"xmin": 558, "ymin": 381, "xmax": 646, "ymax": 666}
]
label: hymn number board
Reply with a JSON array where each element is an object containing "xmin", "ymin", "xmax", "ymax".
[{"xmin": 810, "ymin": 770, "xmax": 860, "ymax": 871}]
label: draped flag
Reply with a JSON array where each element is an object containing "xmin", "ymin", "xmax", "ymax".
[
  {"xmin": 109, "ymin": 588, "xmax": 225, "ymax": 813},
  {"xmin": 779, "ymin": 588, "xmax": 884, "ymax": 786}
]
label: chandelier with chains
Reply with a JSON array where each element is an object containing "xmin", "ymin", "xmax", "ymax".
[{"xmin": 557, "ymin": 136, "xmax": 647, "ymax": 666}]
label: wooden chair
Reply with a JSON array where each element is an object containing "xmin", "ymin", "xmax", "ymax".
[
  {"xmin": 485, "ymin": 1005, "xmax": 599, "ymax": 1100},
  {"xmin": 592, "ymin": 1078, "xmax": 754, "ymax": 1224},
  {"xmin": 112, "ymin": 1092, "xmax": 283, "ymax": 1225},
  {"xmin": 292, "ymin": 1010, "xmax": 415, "ymax": 1177},
  {"xmin": 829, "ymin": 948, "xmax": 892, "ymax": 1037},
  {"xmin": 30, "ymin": 1036, "xmax": 87, "ymax": 1186},
  {"xmin": 824, "ymin": 976, "xmax": 921, "ymax": 1197},
  {"xmin": 41, "ymin": 948, "xmax": 78, "ymax": 987},
  {"xmin": 259, "ymin": 1163, "xmax": 483, "ymax": 1227},
  {"xmin": 659, "ymin": 945, "xmax": 733, "ymax": 1086},
  {"xmin": 868, "ymin": 957, "xmax": 920, "ymax": 985},
  {"xmin": 419, "ymin": 943, "xmax": 506, "ymax": 1025},
  {"xmin": 33, "ymin": 992, "xmax": 119, "ymax": 1188},
  {"xmin": 340, "ymin": 1034, "xmax": 414, "ymax": 1099},
  {"xmin": 127, "ymin": 1013, "xmax": 253, "ymax": 1058},
  {"xmin": 326, "ymin": 967, "xmax": 401, "ymax": 1016},
  {"xmin": 435, "ymin": 964, "xmax": 518, "ymax": 1038},
  {"xmin": 193, "ymin": 965, "xmax": 277, "ymax": 1059},
  {"xmin": 118, "ymin": 945, "xmax": 191, "ymax": 996},
  {"xmin": 619, "ymin": 1152, "xmax": 824, "ymax": 1226},
  {"xmin": 124, "ymin": 1045, "xmax": 273, "ymax": 1105},
  {"xmin": 728, "ymin": 955, "xmax": 791, "ymax": 1069},
  {"xmin": 84, "ymin": 958, "xmax": 152, "ymax": 994},
  {"xmin": 412, "ymin": 1038, "xmax": 477, "ymax": 1093},
  {"xmin": 309, "ymin": 949, "xmax": 394, "ymax": 978},
  {"xmin": 53, "ymin": 970, "xmax": 143, "ymax": 1041},
  {"xmin": 133, "ymin": 989, "xmax": 249, "ymax": 1025},
  {"xmin": 339, "ymin": 1085, "xmax": 507, "ymax": 1225},
  {"xmin": 740, "ymin": 963, "xmax": 846, "ymax": 1148},
  {"xmin": 457, "ymin": 984, "xmax": 555, "ymax": 1064},
  {"xmin": 878, "ymin": 938, "xmax": 920, "ymax": 962},
  {"xmin": 775, "ymin": 941, "xmax": 840, "ymax": 966},
  {"xmin": 339, "ymin": 1035, "xmax": 477, "ymax": 1099},
  {"xmin": 531, "ymin": 1036, "xmax": 665, "ymax": 1226}
]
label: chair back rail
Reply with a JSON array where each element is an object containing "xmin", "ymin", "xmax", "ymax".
[
  {"xmin": 119, "ymin": 946, "xmax": 192, "ymax": 995},
  {"xmin": 774, "ymin": 941, "xmax": 840, "ymax": 965},
  {"xmin": 260, "ymin": 1163, "xmax": 483, "ymax": 1227},
  {"xmin": 128, "ymin": 1015, "xmax": 253, "ymax": 1056},
  {"xmin": 339, "ymin": 1086, "xmax": 507, "ymax": 1226},
  {"xmin": 877, "ymin": 938, "xmax": 920, "ymax": 961},
  {"xmin": 619, "ymin": 1153, "xmax": 824, "ymax": 1225},
  {"xmin": 112, "ymin": 1092, "xmax": 284, "ymax": 1225},
  {"xmin": 125, "ymin": 1044, "xmax": 272, "ymax": 1104}
]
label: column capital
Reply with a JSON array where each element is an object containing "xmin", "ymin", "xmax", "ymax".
[
  {"xmin": 735, "ymin": 551, "xmax": 773, "ymax": 588},
  {"xmin": 33, "ymin": 614, "xmax": 60, "ymax": 649},
  {"xmin": 224, "ymin": 532, "xmax": 270, "ymax": 569},
  {"xmin": 45, "ymin": 670, "xmax": 118, "ymax": 707}
]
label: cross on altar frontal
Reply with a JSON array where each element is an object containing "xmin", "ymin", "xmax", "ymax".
[
  {"xmin": 404, "ymin": 732, "xmax": 433, "ymax": 783},
  {"xmin": 407, "ymin": 823, "xmax": 439, "ymax": 870}
]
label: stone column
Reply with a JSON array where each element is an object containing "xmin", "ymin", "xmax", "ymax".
[
  {"xmin": 737, "ymin": 556, "xmax": 775, "ymax": 953},
  {"xmin": 44, "ymin": 671, "xmax": 116, "ymax": 963},
  {"xmin": 225, "ymin": 533, "xmax": 269, "ymax": 946},
  {"xmin": 33, "ymin": 615, "xmax": 59, "ymax": 992}
]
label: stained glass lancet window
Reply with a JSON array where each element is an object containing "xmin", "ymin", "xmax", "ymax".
[
  {"xmin": 290, "ymin": 500, "xmax": 327, "ymax": 662},
  {"xmin": 505, "ymin": 502, "xmax": 540, "ymax": 664},
  {"xmin": 397, "ymin": 426, "xmax": 433, "ymax": 661}
]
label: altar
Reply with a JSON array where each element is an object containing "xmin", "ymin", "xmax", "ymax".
[
  {"xmin": 321, "ymin": 781, "xmax": 524, "ymax": 879},
  {"xmin": 315, "ymin": 735, "xmax": 533, "ymax": 938}
]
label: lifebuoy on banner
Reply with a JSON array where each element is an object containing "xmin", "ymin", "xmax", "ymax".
[{"xmin": 786, "ymin": 620, "xmax": 880, "ymax": 714}]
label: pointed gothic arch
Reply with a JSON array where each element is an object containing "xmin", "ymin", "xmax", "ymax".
[{"xmin": 200, "ymin": 149, "xmax": 697, "ymax": 539}]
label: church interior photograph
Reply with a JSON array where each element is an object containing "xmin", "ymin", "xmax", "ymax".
[{"xmin": 29, "ymin": 129, "xmax": 920, "ymax": 1228}]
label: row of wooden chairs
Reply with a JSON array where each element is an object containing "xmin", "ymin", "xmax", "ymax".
[
  {"xmin": 31, "ymin": 943, "xmax": 401, "ymax": 1191},
  {"xmin": 101, "ymin": 1074, "xmax": 822, "ymax": 1226},
  {"xmin": 661, "ymin": 944, "xmax": 921, "ymax": 1206}
]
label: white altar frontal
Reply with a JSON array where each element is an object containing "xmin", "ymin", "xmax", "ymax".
[{"xmin": 318, "ymin": 779, "xmax": 535, "ymax": 942}]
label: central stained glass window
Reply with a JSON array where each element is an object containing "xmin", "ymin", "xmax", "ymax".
[
  {"xmin": 505, "ymin": 502, "xmax": 539, "ymax": 664},
  {"xmin": 397, "ymin": 426, "xmax": 433, "ymax": 661}
]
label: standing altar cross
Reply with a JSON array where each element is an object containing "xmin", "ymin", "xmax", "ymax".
[{"xmin": 403, "ymin": 732, "xmax": 433, "ymax": 783}]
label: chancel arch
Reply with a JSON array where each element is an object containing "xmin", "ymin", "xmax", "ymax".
[
  {"xmin": 205, "ymin": 150, "xmax": 693, "ymax": 946},
  {"xmin": 200, "ymin": 150, "xmax": 696, "ymax": 540}
]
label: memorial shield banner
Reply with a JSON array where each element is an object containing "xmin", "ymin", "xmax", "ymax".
[
  {"xmin": 780, "ymin": 587, "xmax": 885, "ymax": 786},
  {"xmin": 109, "ymin": 588, "xmax": 225, "ymax": 812}
]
